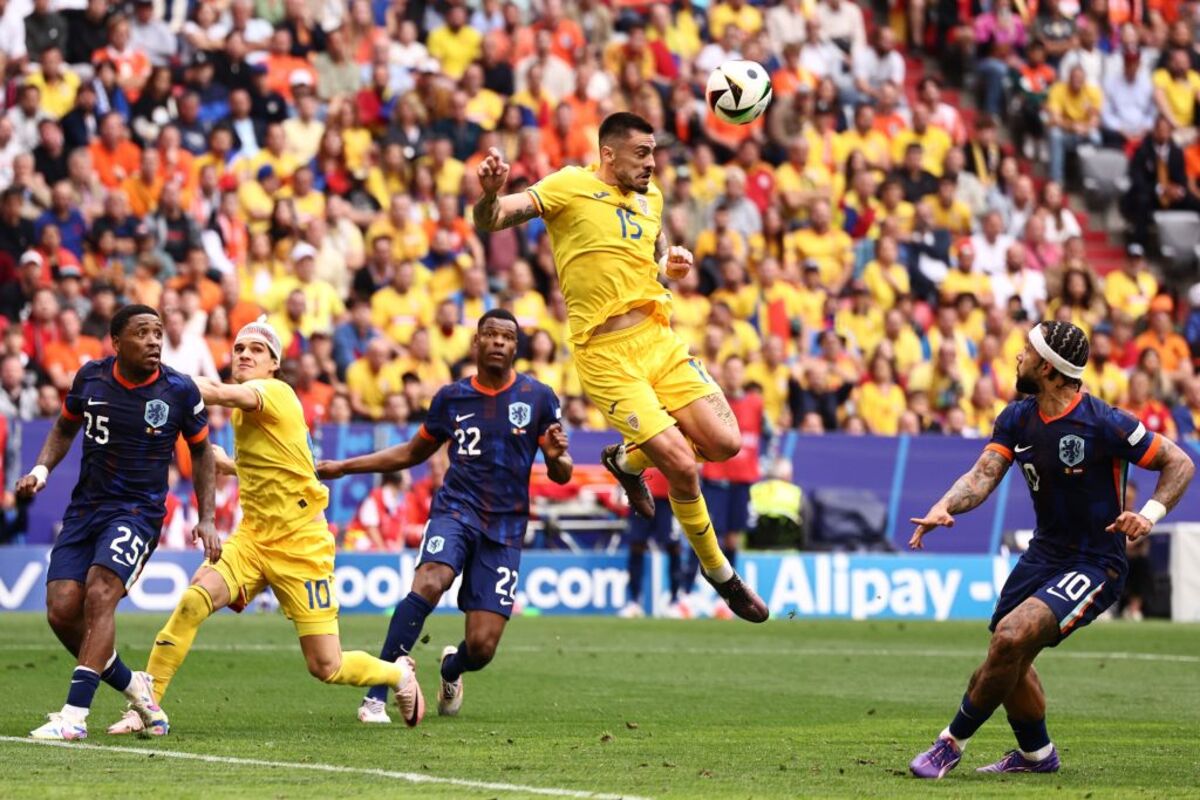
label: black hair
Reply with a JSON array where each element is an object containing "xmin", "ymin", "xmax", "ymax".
[
  {"xmin": 478, "ymin": 308, "xmax": 519, "ymax": 332},
  {"xmin": 1038, "ymin": 320, "xmax": 1090, "ymax": 387},
  {"xmin": 110, "ymin": 304, "xmax": 160, "ymax": 338},
  {"xmin": 598, "ymin": 112, "xmax": 653, "ymax": 147}
]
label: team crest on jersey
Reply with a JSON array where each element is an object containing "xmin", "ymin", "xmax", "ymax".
[
  {"xmin": 626, "ymin": 412, "xmax": 640, "ymax": 431},
  {"xmin": 1058, "ymin": 435, "xmax": 1085, "ymax": 468},
  {"xmin": 636, "ymin": 195, "xmax": 649, "ymax": 215},
  {"xmin": 426, "ymin": 536, "xmax": 444, "ymax": 555},
  {"xmin": 144, "ymin": 399, "xmax": 170, "ymax": 429},
  {"xmin": 508, "ymin": 402, "xmax": 531, "ymax": 431}
]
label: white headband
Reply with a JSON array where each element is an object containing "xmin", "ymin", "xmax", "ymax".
[{"xmin": 1028, "ymin": 324, "xmax": 1084, "ymax": 379}]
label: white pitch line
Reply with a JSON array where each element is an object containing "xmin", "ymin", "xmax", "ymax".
[
  {"xmin": 2, "ymin": 642, "xmax": 1197, "ymax": 663},
  {"xmin": 0, "ymin": 737, "xmax": 651, "ymax": 800}
]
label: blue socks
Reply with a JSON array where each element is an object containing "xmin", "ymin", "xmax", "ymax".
[
  {"xmin": 948, "ymin": 692, "xmax": 994, "ymax": 742},
  {"xmin": 367, "ymin": 592, "xmax": 435, "ymax": 703},
  {"xmin": 441, "ymin": 640, "xmax": 490, "ymax": 682},
  {"xmin": 627, "ymin": 548, "xmax": 645, "ymax": 604},
  {"xmin": 65, "ymin": 666, "xmax": 101, "ymax": 712},
  {"xmin": 1009, "ymin": 716, "xmax": 1051, "ymax": 753},
  {"xmin": 667, "ymin": 547, "xmax": 682, "ymax": 604},
  {"xmin": 101, "ymin": 652, "xmax": 133, "ymax": 693}
]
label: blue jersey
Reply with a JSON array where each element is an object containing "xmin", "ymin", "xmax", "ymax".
[
  {"xmin": 986, "ymin": 393, "xmax": 1161, "ymax": 573},
  {"xmin": 62, "ymin": 357, "xmax": 209, "ymax": 523},
  {"xmin": 419, "ymin": 373, "xmax": 561, "ymax": 547}
]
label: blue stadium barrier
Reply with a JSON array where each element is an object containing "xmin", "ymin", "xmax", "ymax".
[
  {"xmin": 15, "ymin": 421, "xmax": 1196, "ymax": 553},
  {"xmin": 0, "ymin": 546, "xmax": 1018, "ymax": 621}
]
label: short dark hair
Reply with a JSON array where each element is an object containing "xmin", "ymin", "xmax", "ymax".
[
  {"xmin": 478, "ymin": 308, "xmax": 519, "ymax": 331},
  {"xmin": 110, "ymin": 304, "xmax": 160, "ymax": 338},
  {"xmin": 598, "ymin": 112, "xmax": 653, "ymax": 147}
]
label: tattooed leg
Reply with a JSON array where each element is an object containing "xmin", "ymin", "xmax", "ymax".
[{"xmin": 673, "ymin": 392, "xmax": 741, "ymax": 463}]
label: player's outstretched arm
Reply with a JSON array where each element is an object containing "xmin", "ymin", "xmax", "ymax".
[
  {"xmin": 194, "ymin": 375, "xmax": 262, "ymax": 411},
  {"xmin": 188, "ymin": 436, "xmax": 221, "ymax": 562},
  {"xmin": 15, "ymin": 413, "xmax": 82, "ymax": 501},
  {"xmin": 540, "ymin": 423, "xmax": 573, "ymax": 485},
  {"xmin": 472, "ymin": 147, "xmax": 541, "ymax": 232},
  {"xmin": 316, "ymin": 430, "xmax": 444, "ymax": 479},
  {"xmin": 909, "ymin": 448, "xmax": 1011, "ymax": 549},
  {"xmin": 1107, "ymin": 437, "xmax": 1196, "ymax": 541}
]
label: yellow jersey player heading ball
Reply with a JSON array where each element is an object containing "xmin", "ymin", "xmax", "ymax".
[{"xmin": 473, "ymin": 111, "xmax": 767, "ymax": 622}]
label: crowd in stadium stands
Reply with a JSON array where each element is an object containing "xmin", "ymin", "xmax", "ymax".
[{"xmin": 1, "ymin": 0, "xmax": 1200, "ymax": 549}]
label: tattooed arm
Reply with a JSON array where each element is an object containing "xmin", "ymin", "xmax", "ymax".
[
  {"xmin": 1107, "ymin": 436, "xmax": 1196, "ymax": 541},
  {"xmin": 909, "ymin": 448, "xmax": 1011, "ymax": 549},
  {"xmin": 473, "ymin": 147, "xmax": 542, "ymax": 232}
]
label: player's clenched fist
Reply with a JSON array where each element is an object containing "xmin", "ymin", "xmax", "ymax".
[
  {"xmin": 1105, "ymin": 510, "xmax": 1153, "ymax": 541},
  {"xmin": 541, "ymin": 423, "xmax": 569, "ymax": 460},
  {"xmin": 15, "ymin": 470, "xmax": 45, "ymax": 501},
  {"xmin": 477, "ymin": 147, "xmax": 511, "ymax": 194},
  {"xmin": 315, "ymin": 460, "xmax": 344, "ymax": 480},
  {"xmin": 662, "ymin": 246, "xmax": 693, "ymax": 280}
]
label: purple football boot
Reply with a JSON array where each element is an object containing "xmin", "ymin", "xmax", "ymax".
[
  {"xmin": 977, "ymin": 748, "xmax": 1061, "ymax": 773},
  {"xmin": 909, "ymin": 737, "xmax": 962, "ymax": 779}
]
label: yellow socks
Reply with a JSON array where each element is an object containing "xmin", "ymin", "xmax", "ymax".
[
  {"xmin": 669, "ymin": 493, "xmax": 733, "ymax": 582},
  {"xmin": 147, "ymin": 584, "xmax": 214, "ymax": 702},
  {"xmin": 619, "ymin": 442, "xmax": 653, "ymax": 473},
  {"xmin": 323, "ymin": 651, "xmax": 403, "ymax": 688}
]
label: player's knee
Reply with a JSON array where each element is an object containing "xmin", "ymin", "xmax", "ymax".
[
  {"xmin": 704, "ymin": 428, "xmax": 742, "ymax": 463},
  {"xmin": 83, "ymin": 575, "xmax": 123, "ymax": 613},
  {"xmin": 46, "ymin": 596, "xmax": 79, "ymax": 633},
  {"xmin": 309, "ymin": 654, "xmax": 342, "ymax": 682},
  {"xmin": 176, "ymin": 585, "xmax": 213, "ymax": 625},
  {"xmin": 657, "ymin": 443, "xmax": 700, "ymax": 489},
  {"xmin": 988, "ymin": 624, "xmax": 1032, "ymax": 662},
  {"xmin": 464, "ymin": 635, "xmax": 498, "ymax": 668},
  {"xmin": 412, "ymin": 569, "xmax": 452, "ymax": 604}
]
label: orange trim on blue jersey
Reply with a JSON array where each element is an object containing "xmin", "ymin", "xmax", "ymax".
[
  {"xmin": 526, "ymin": 188, "xmax": 544, "ymax": 214},
  {"xmin": 417, "ymin": 424, "xmax": 437, "ymax": 442},
  {"xmin": 113, "ymin": 362, "xmax": 160, "ymax": 390},
  {"xmin": 60, "ymin": 401, "xmax": 81, "ymax": 422},
  {"xmin": 1038, "ymin": 391, "xmax": 1083, "ymax": 424},
  {"xmin": 1136, "ymin": 433, "xmax": 1162, "ymax": 468},
  {"xmin": 985, "ymin": 442, "xmax": 1013, "ymax": 462},
  {"xmin": 471, "ymin": 373, "xmax": 516, "ymax": 396},
  {"xmin": 185, "ymin": 425, "xmax": 209, "ymax": 445}
]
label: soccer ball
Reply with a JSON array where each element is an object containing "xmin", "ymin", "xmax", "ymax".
[{"xmin": 706, "ymin": 60, "xmax": 773, "ymax": 125}]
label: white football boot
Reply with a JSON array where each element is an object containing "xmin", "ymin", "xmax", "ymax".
[
  {"xmin": 106, "ymin": 709, "xmax": 144, "ymax": 736},
  {"xmin": 30, "ymin": 711, "xmax": 87, "ymax": 741},
  {"xmin": 393, "ymin": 655, "xmax": 425, "ymax": 727},
  {"xmin": 437, "ymin": 645, "xmax": 464, "ymax": 717},
  {"xmin": 618, "ymin": 601, "xmax": 646, "ymax": 619},
  {"xmin": 123, "ymin": 671, "xmax": 169, "ymax": 736},
  {"xmin": 357, "ymin": 696, "xmax": 392, "ymax": 724}
]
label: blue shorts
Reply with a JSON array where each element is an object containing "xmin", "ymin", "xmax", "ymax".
[
  {"xmin": 47, "ymin": 507, "xmax": 161, "ymax": 591},
  {"xmin": 703, "ymin": 480, "xmax": 752, "ymax": 537},
  {"xmin": 418, "ymin": 516, "xmax": 522, "ymax": 619},
  {"xmin": 626, "ymin": 503, "xmax": 678, "ymax": 546},
  {"xmin": 990, "ymin": 556, "xmax": 1124, "ymax": 646}
]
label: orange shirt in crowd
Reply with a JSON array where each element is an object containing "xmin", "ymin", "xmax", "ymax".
[{"xmin": 89, "ymin": 140, "xmax": 142, "ymax": 189}]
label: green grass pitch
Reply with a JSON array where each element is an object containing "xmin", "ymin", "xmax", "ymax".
[{"xmin": 1, "ymin": 612, "xmax": 1197, "ymax": 798}]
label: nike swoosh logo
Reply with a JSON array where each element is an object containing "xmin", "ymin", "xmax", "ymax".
[
  {"xmin": 87, "ymin": 399, "xmax": 108, "ymax": 406},
  {"xmin": 455, "ymin": 413, "xmax": 475, "ymax": 422},
  {"xmin": 154, "ymin": 640, "xmax": 175, "ymax": 647},
  {"xmin": 1015, "ymin": 445, "xmax": 1032, "ymax": 453},
  {"xmin": 499, "ymin": 599, "xmax": 513, "ymax": 607}
]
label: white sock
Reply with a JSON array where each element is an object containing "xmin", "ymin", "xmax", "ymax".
[
  {"xmin": 704, "ymin": 562, "xmax": 735, "ymax": 584},
  {"xmin": 1022, "ymin": 743, "xmax": 1054, "ymax": 762},
  {"xmin": 62, "ymin": 704, "xmax": 90, "ymax": 721},
  {"xmin": 615, "ymin": 446, "xmax": 640, "ymax": 475},
  {"xmin": 940, "ymin": 727, "xmax": 968, "ymax": 751}
]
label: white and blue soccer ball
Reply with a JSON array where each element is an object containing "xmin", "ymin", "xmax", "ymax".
[{"xmin": 705, "ymin": 60, "xmax": 773, "ymax": 125}]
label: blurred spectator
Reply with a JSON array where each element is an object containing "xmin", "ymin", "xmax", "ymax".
[{"xmin": 1046, "ymin": 65, "xmax": 1102, "ymax": 184}]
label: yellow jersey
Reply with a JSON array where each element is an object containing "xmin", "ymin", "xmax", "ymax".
[
  {"xmin": 234, "ymin": 379, "xmax": 329, "ymax": 537},
  {"xmin": 529, "ymin": 165, "xmax": 670, "ymax": 345}
]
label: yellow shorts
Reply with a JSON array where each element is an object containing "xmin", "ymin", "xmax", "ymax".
[
  {"xmin": 207, "ymin": 516, "xmax": 340, "ymax": 637},
  {"xmin": 573, "ymin": 316, "xmax": 720, "ymax": 444}
]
